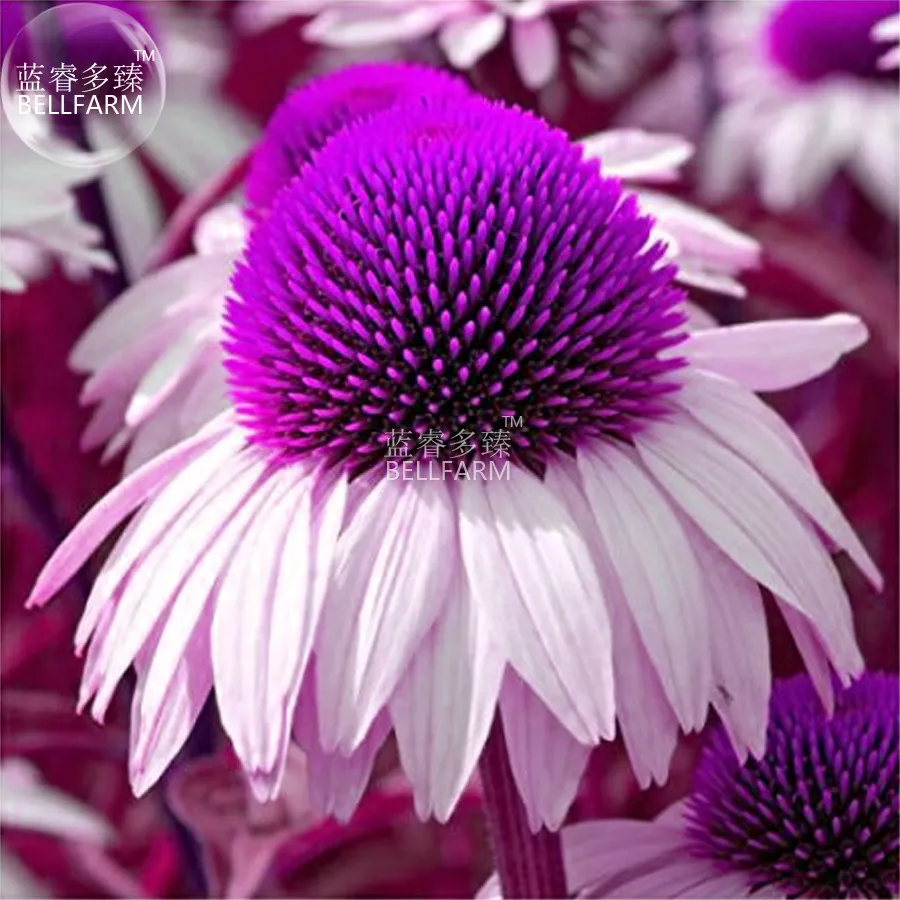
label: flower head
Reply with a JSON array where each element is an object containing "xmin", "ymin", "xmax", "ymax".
[
  {"xmin": 245, "ymin": 62, "xmax": 472, "ymax": 211},
  {"xmin": 33, "ymin": 93, "xmax": 878, "ymax": 834},
  {"xmin": 499, "ymin": 672, "xmax": 898, "ymax": 899},
  {"xmin": 686, "ymin": 672, "xmax": 899, "ymax": 899},
  {"xmin": 231, "ymin": 98, "xmax": 687, "ymax": 477},
  {"xmin": 697, "ymin": 0, "xmax": 900, "ymax": 216}
]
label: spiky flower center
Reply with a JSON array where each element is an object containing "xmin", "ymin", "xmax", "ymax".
[
  {"xmin": 244, "ymin": 62, "xmax": 471, "ymax": 211},
  {"xmin": 765, "ymin": 0, "xmax": 898, "ymax": 84},
  {"xmin": 227, "ymin": 97, "xmax": 687, "ymax": 478},
  {"xmin": 686, "ymin": 673, "xmax": 899, "ymax": 899}
]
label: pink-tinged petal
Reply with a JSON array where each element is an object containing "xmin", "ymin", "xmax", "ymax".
[
  {"xmin": 315, "ymin": 478, "xmax": 456, "ymax": 753},
  {"xmin": 634, "ymin": 414, "xmax": 863, "ymax": 680},
  {"xmin": 680, "ymin": 869, "xmax": 758, "ymax": 898},
  {"xmin": 683, "ymin": 301, "xmax": 718, "ymax": 331},
  {"xmin": 73, "ymin": 428, "xmax": 247, "ymax": 651},
  {"xmin": 458, "ymin": 472, "xmax": 615, "ymax": 745},
  {"xmin": 674, "ymin": 369, "xmax": 880, "ymax": 588},
  {"xmin": 87, "ymin": 451, "xmax": 268, "ymax": 721},
  {"xmin": 684, "ymin": 313, "xmax": 868, "ymax": 393},
  {"xmin": 124, "ymin": 330, "xmax": 208, "ymax": 428},
  {"xmin": 390, "ymin": 578, "xmax": 504, "ymax": 822},
  {"xmin": 80, "ymin": 393, "xmax": 130, "ymax": 451},
  {"xmin": 776, "ymin": 601, "xmax": 836, "ymax": 715},
  {"xmin": 510, "ymin": 16, "xmax": 559, "ymax": 90},
  {"xmin": 293, "ymin": 667, "xmax": 388, "ymax": 822},
  {"xmin": 598, "ymin": 855, "xmax": 730, "ymax": 899},
  {"xmin": 580, "ymin": 130, "xmax": 693, "ymax": 182},
  {"xmin": 545, "ymin": 461, "xmax": 678, "ymax": 787},
  {"xmin": 633, "ymin": 189, "xmax": 759, "ymax": 272},
  {"xmin": 129, "ymin": 616, "xmax": 213, "ymax": 796},
  {"xmin": 499, "ymin": 673, "xmax": 591, "ymax": 833},
  {"xmin": 192, "ymin": 204, "xmax": 249, "ymax": 258},
  {"xmin": 69, "ymin": 254, "xmax": 229, "ymax": 372},
  {"xmin": 439, "ymin": 11, "xmax": 506, "ymax": 69},
  {"xmin": 304, "ymin": 3, "xmax": 457, "ymax": 46},
  {"xmin": 577, "ymin": 441, "xmax": 711, "ymax": 731},
  {"xmin": 476, "ymin": 874, "xmax": 501, "ymax": 899},
  {"xmin": 563, "ymin": 819, "xmax": 688, "ymax": 896},
  {"xmin": 674, "ymin": 263, "xmax": 748, "ymax": 299},
  {"xmin": 26, "ymin": 418, "xmax": 234, "ymax": 610},
  {"xmin": 679, "ymin": 516, "xmax": 769, "ymax": 760}
]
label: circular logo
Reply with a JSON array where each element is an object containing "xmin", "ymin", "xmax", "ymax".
[{"xmin": 1, "ymin": 3, "xmax": 165, "ymax": 167}]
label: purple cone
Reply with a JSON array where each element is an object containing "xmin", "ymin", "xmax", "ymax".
[
  {"xmin": 226, "ymin": 97, "xmax": 687, "ymax": 478},
  {"xmin": 765, "ymin": 0, "xmax": 898, "ymax": 83},
  {"xmin": 244, "ymin": 62, "xmax": 473, "ymax": 211},
  {"xmin": 686, "ymin": 672, "xmax": 899, "ymax": 899}
]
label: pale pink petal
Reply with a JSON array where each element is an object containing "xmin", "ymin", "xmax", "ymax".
[
  {"xmin": 458, "ymin": 473, "xmax": 615, "ymax": 745},
  {"xmin": 679, "ymin": 517, "xmax": 769, "ymax": 760},
  {"xmin": 675, "ymin": 369, "xmax": 880, "ymax": 587},
  {"xmin": 580, "ymin": 130, "xmax": 693, "ymax": 182},
  {"xmin": 73, "ymin": 428, "xmax": 246, "ymax": 650},
  {"xmin": 293, "ymin": 667, "xmax": 388, "ymax": 821},
  {"xmin": 683, "ymin": 301, "xmax": 718, "ymax": 331},
  {"xmin": 80, "ymin": 394, "xmax": 131, "ymax": 451},
  {"xmin": 439, "ymin": 11, "xmax": 506, "ymax": 70},
  {"xmin": 192, "ymin": 203, "xmax": 249, "ymax": 258},
  {"xmin": 634, "ymin": 415, "xmax": 863, "ymax": 680},
  {"xmin": 214, "ymin": 468, "xmax": 346, "ymax": 800},
  {"xmin": 545, "ymin": 461, "xmax": 678, "ymax": 787},
  {"xmin": 87, "ymin": 450, "xmax": 268, "ymax": 721},
  {"xmin": 26, "ymin": 419, "xmax": 233, "ymax": 609},
  {"xmin": 563, "ymin": 819, "xmax": 688, "ymax": 896},
  {"xmin": 684, "ymin": 314, "xmax": 868, "ymax": 393},
  {"xmin": 124, "ymin": 329, "xmax": 209, "ymax": 428},
  {"xmin": 476, "ymin": 874, "xmax": 501, "ymax": 899},
  {"xmin": 315, "ymin": 478, "xmax": 456, "ymax": 753},
  {"xmin": 577, "ymin": 441, "xmax": 711, "ymax": 731},
  {"xmin": 499, "ymin": 673, "xmax": 591, "ymax": 833},
  {"xmin": 390, "ymin": 577, "xmax": 504, "ymax": 822},
  {"xmin": 680, "ymin": 869, "xmax": 758, "ymax": 898},
  {"xmin": 777, "ymin": 600, "xmax": 836, "ymax": 715},
  {"xmin": 510, "ymin": 16, "xmax": 559, "ymax": 90},
  {"xmin": 599, "ymin": 855, "xmax": 730, "ymax": 899},
  {"xmin": 129, "ymin": 614, "xmax": 213, "ymax": 796},
  {"xmin": 69, "ymin": 254, "xmax": 229, "ymax": 372},
  {"xmin": 674, "ymin": 264, "xmax": 749, "ymax": 299},
  {"xmin": 633, "ymin": 190, "xmax": 759, "ymax": 272}
]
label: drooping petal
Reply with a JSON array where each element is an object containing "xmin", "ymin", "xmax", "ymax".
[
  {"xmin": 683, "ymin": 314, "xmax": 868, "ymax": 393},
  {"xmin": 593, "ymin": 855, "xmax": 730, "ymax": 899},
  {"xmin": 293, "ymin": 666, "xmax": 388, "ymax": 822},
  {"xmin": 458, "ymin": 472, "xmax": 615, "ymax": 745},
  {"xmin": 679, "ymin": 516, "xmax": 770, "ymax": 760},
  {"xmin": 776, "ymin": 600, "xmax": 836, "ymax": 715},
  {"xmin": 545, "ymin": 460, "xmax": 679, "ymax": 787},
  {"xmin": 634, "ymin": 414, "xmax": 863, "ymax": 679},
  {"xmin": 580, "ymin": 130, "xmax": 693, "ymax": 182},
  {"xmin": 26, "ymin": 418, "xmax": 234, "ymax": 609},
  {"xmin": 499, "ymin": 673, "xmax": 591, "ymax": 833},
  {"xmin": 87, "ymin": 450, "xmax": 268, "ymax": 721},
  {"xmin": 129, "ymin": 615, "xmax": 214, "ymax": 797},
  {"xmin": 674, "ymin": 369, "xmax": 880, "ymax": 587},
  {"xmin": 315, "ymin": 478, "xmax": 456, "ymax": 753},
  {"xmin": 563, "ymin": 819, "xmax": 689, "ymax": 896},
  {"xmin": 577, "ymin": 441, "xmax": 711, "ymax": 731},
  {"xmin": 510, "ymin": 15, "xmax": 559, "ymax": 90},
  {"xmin": 390, "ymin": 576, "xmax": 504, "ymax": 822},
  {"xmin": 439, "ymin": 11, "xmax": 506, "ymax": 69}
]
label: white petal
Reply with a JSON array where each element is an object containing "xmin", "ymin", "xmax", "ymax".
[
  {"xmin": 580, "ymin": 130, "xmax": 693, "ymax": 181},
  {"xmin": 439, "ymin": 11, "xmax": 506, "ymax": 70},
  {"xmin": 510, "ymin": 16, "xmax": 559, "ymax": 90},
  {"xmin": 499, "ymin": 673, "xmax": 591, "ymax": 832},
  {"xmin": 458, "ymin": 473, "xmax": 615, "ymax": 745},
  {"xmin": 316, "ymin": 478, "xmax": 456, "ymax": 752},
  {"xmin": 577, "ymin": 441, "xmax": 711, "ymax": 731},
  {"xmin": 390, "ymin": 577, "xmax": 504, "ymax": 822}
]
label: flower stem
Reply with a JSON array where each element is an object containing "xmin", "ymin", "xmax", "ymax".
[{"xmin": 478, "ymin": 716, "xmax": 568, "ymax": 899}]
